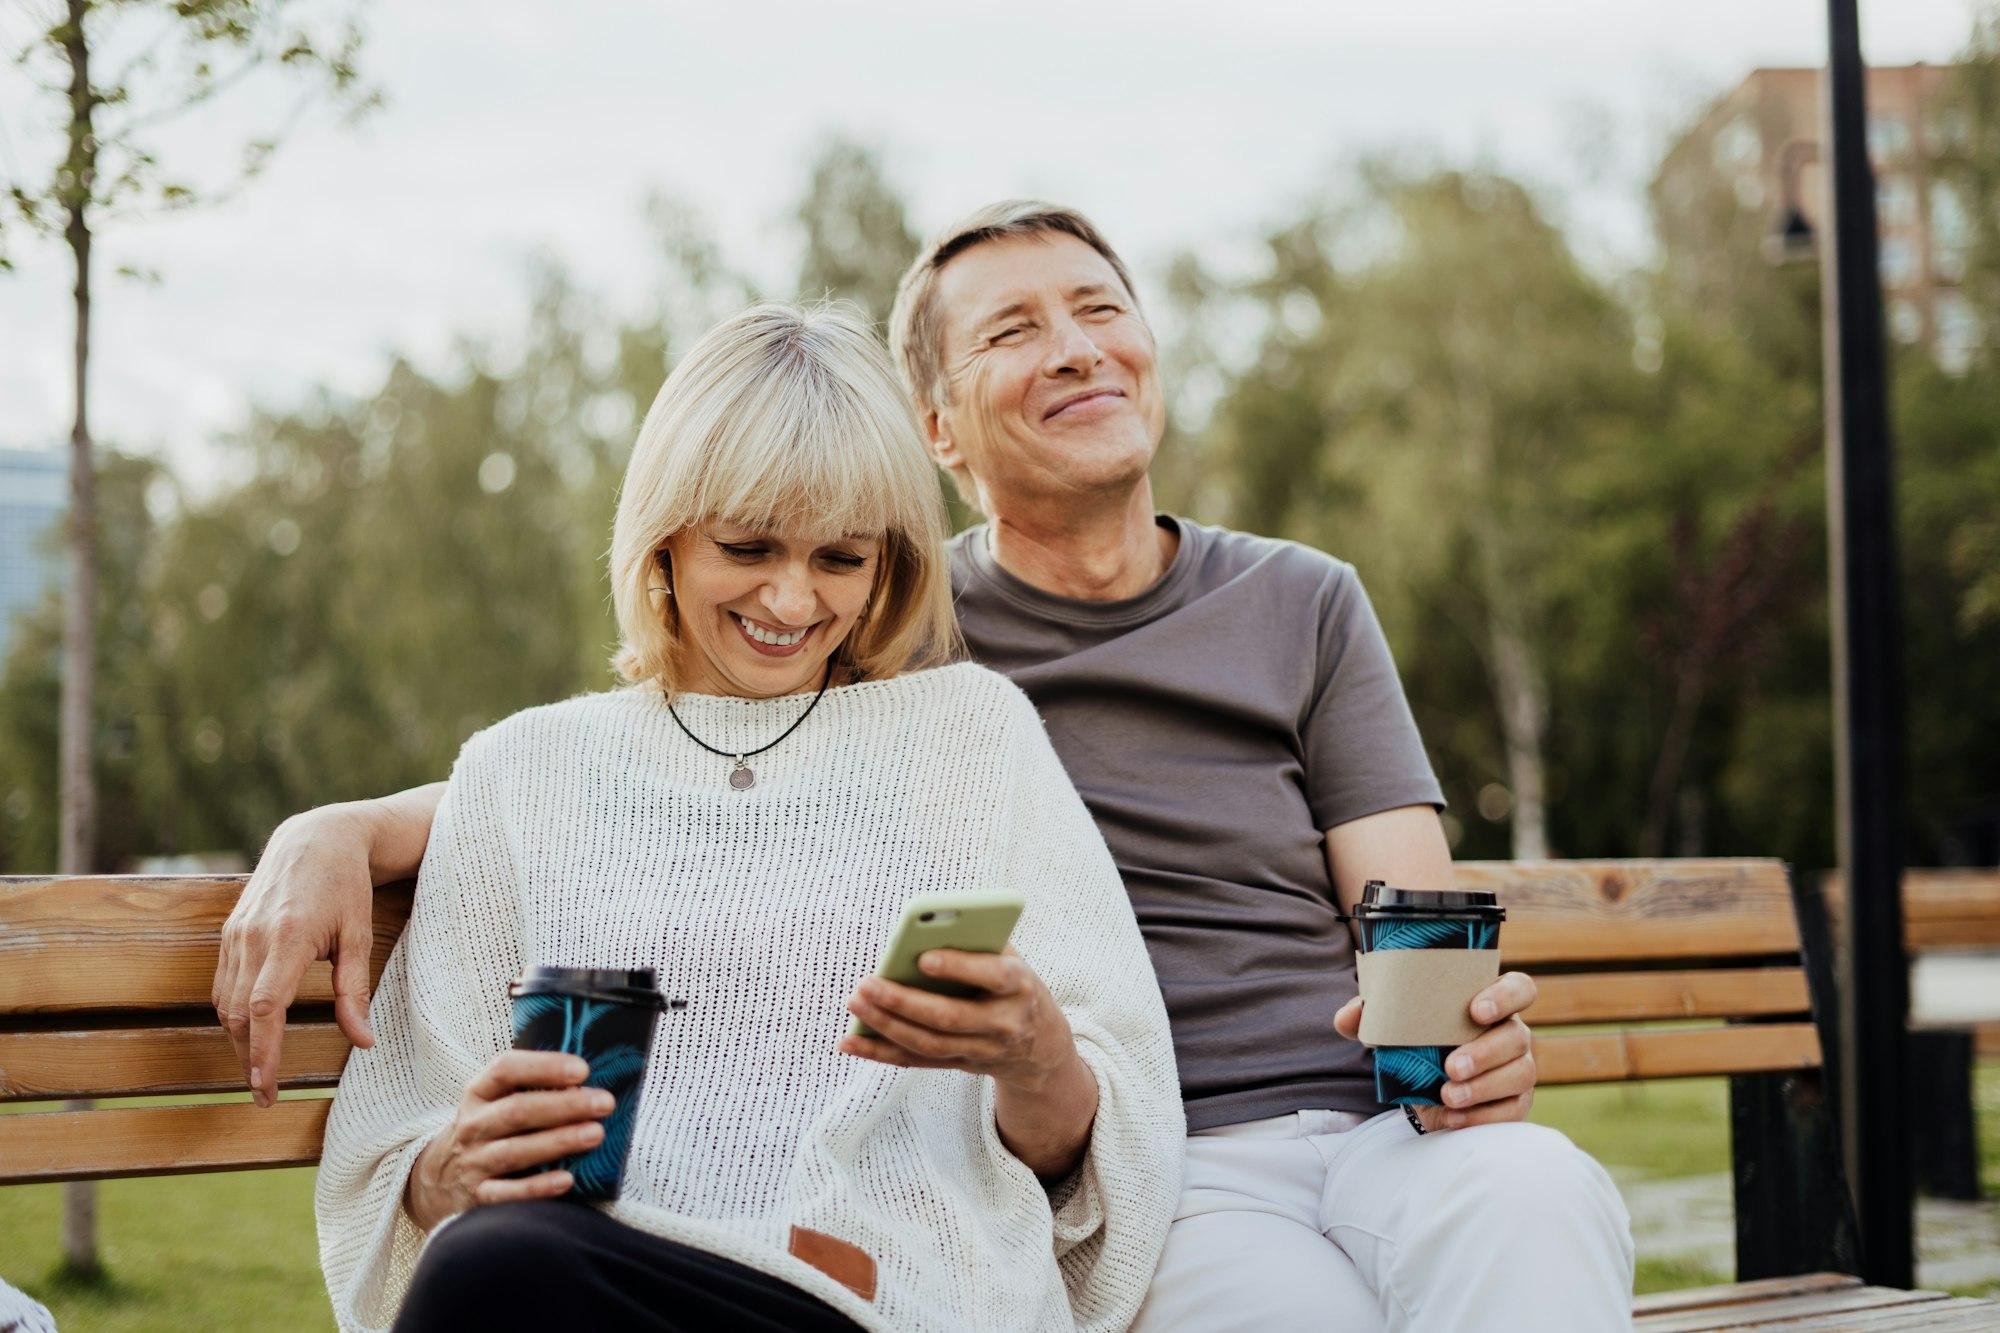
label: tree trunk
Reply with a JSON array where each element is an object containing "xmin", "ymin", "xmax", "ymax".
[
  {"xmin": 1485, "ymin": 604, "xmax": 1550, "ymax": 860},
  {"xmin": 58, "ymin": 0, "xmax": 101, "ymax": 1277},
  {"xmin": 1446, "ymin": 333, "xmax": 1550, "ymax": 860}
]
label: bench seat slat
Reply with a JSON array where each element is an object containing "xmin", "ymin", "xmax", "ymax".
[
  {"xmin": 1525, "ymin": 969, "xmax": 1811, "ymax": 1026},
  {"xmin": 1535, "ymin": 1023, "xmax": 1822, "ymax": 1084},
  {"xmin": 1632, "ymin": 1272, "xmax": 1861, "ymax": 1315},
  {"xmin": 0, "ymin": 1098, "xmax": 331, "ymax": 1184},
  {"xmin": 0, "ymin": 876, "xmax": 413, "ymax": 1014},
  {"xmin": 0, "ymin": 1023, "xmax": 353, "ymax": 1102},
  {"xmin": 1455, "ymin": 860, "xmax": 1803, "ymax": 966},
  {"xmin": 1632, "ymin": 1285, "xmax": 1949, "ymax": 1332},
  {"xmin": 1821, "ymin": 1299, "xmax": 2000, "ymax": 1330}
]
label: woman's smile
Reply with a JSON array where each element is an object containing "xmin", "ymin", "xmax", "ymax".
[{"xmin": 731, "ymin": 611, "xmax": 817, "ymax": 657}]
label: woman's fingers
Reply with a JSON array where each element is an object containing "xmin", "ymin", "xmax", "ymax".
[
  {"xmin": 846, "ymin": 998, "xmax": 1003, "ymax": 1062},
  {"xmin": 914, "ymin": 948, "xmax": 1027, "ymax": 996},
  {"xmin": 465, "ymin": 1051, "xmax": 590, "ymax": 1103},
  {"xmin": 472, "ymin": 1169, "xmax": 575, "ymax": 1207},
  {"xmin": 837, "ymin": 1032, "xmax": 970, "ymax": 1070},
  {"xmin": 461, "ymin": 1086, "xmax": 614, "ymax": 1145},
  {"xmin": 853, "ymin": 977, "xmax": 1001, "ymax": 1036},
  {"xmin": 466, "ymin": 1120, "xmax": 605, "ymax": 1178}
]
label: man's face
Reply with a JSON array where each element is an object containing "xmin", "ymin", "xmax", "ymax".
[{"xmin": 927, "ymin": 233, "xmax": 1166, "ymax": 512}]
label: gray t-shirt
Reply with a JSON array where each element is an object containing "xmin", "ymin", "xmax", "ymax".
[{"xmin": 950, "ymin": 516, "xmax": 1445, "ymax": 1129}]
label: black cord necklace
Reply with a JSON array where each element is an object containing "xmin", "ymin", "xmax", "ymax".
[{"xmin": 664, "ymin": 664, "xmax": 833, "ymax": 791}]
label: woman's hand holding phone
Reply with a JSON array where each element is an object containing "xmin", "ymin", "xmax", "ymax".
[
  {"xmin": 842, "ymin": 946, "xmax": 1100, "ymax": 1180},
  {"xmin": 404, "ymin": 1051, "xmax": 615, "ymax": 1230},
  {"xmin": 841, "ymin": 945, "xmax": 1078, "ymax": 1090}
]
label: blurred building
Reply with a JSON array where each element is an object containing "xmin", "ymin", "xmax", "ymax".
[
  {"xmin": 0, "ymin": 447, "xmax": 67, "ymax": 665},
  {"xmin": 1653, "ymin": 64, "xmax": 1981, "ymax": 372}
]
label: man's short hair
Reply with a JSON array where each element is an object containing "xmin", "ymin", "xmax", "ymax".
[{"xmin": 888, "ymin": 200, "xmax": 1143, "ymax": 416}]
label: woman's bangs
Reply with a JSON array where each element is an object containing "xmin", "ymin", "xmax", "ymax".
[{"xmin": 699, "ymin": 401, "xmax": 907, "ymax": 543}]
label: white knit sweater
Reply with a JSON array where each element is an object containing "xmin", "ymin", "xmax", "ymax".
[{"xmin": 315, "ymin": 662, "xmax": 1184, "ymax": 1332}]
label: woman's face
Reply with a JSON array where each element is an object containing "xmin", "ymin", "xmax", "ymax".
[{"xmin": 662, "ymin": 522, "xmax": 883, "ymax": 698}]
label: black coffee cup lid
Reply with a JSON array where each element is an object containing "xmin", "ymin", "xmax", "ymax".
[
  {"xmin": 1355, "ymin": 880, "xmax": 1506, "ymax": 918},
  {"xmin": 509, "ymin": 965, "xmax": 665, "ymax": 1006}
]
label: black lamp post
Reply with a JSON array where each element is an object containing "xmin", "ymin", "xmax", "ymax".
[{"xmin": 1816, "ymin": 0, "xmax": 1913, "ymax": 1290}]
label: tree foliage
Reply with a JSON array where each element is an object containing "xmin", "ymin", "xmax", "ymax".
[{"xmin": 4, "ymin": 93, "xmax": 1999, "ymax": 878}]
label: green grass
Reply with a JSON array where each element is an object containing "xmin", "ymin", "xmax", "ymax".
[
  {"xmin": 0, "ymin": 1168, "xmax": 331, "ymax": 1332},
  {"xmin": 2, "ymin": 1066, "xmax": 1994, "ymax": 1326},
  {"xmin": 1532, "ymin": 1076, "xmax": 1732, "ymax": 1182}
]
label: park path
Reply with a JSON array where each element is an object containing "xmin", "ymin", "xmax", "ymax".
[{"xmin": 1618, "ymin": 1169, "xmax": 2000, "ymax": 1294}]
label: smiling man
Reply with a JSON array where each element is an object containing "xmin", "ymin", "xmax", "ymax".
[{"xmin": 215, "ymin": 203, "xmax": 1634, "ymax": 1329}]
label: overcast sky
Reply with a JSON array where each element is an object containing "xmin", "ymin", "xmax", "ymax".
[{"xmin": 0, "ymin": 0, "xmax": 1979, "ymax": 484}]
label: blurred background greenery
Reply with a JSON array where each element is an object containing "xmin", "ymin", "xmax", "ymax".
[{"xmin": 5, "ymin": 29, "xmax": 1998, "ymax": 877}]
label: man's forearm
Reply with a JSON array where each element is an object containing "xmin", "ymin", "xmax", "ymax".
[{"xmin": 349, "ymin": 782, "xmax": 446, "ymax": 885}]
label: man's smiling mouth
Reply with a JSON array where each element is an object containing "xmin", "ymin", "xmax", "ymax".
[{"xmin": 1044, "ymin": 388, "xmax": 1125, "ymax": 421}]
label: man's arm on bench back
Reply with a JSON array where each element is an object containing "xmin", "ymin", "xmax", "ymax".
[{"xmin": 213, "ymin": 783, "xmax": 446, "ymax": 1107}]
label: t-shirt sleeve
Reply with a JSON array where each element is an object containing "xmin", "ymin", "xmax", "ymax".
[{"xmin": 1301, "ymin": 564, "xmax": 1446, "ymax": 830}]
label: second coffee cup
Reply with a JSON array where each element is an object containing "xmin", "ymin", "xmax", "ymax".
[{"xmin": 1351, "ymin": 881, "xmax": 1506, "ymax": 1106}]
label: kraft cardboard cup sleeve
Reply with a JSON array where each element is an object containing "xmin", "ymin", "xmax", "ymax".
[
  {"xmin": 508, "ymin": 965, "xmax": 667, "ymax": 1199},
  {"xmin": 1352, "ymin": 883, "xmax": 1506, "ymax": 1107}
]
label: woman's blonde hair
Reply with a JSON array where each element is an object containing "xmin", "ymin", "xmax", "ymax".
[{"xmin": 610, "ymin": 301, "xmax": 961, "ymax": 696}]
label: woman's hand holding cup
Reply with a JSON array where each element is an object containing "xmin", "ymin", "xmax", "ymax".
[{"xmin": 404, "ymin": 1051, "xmax": 615, "ymax": 1230}]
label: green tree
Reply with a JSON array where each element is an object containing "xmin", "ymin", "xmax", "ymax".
[
  {"xmin": 792, "ymin": 137, "xmax": 920, "ymax": 326},
  {"xmin": 1204, "ymin": 168, "xmax": 1645, "ymax": 858},
  {"xmin": 2, "ymin": 4, "xmax": 372, "ymax": 1266}
]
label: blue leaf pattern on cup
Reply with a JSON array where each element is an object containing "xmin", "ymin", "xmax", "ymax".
[{"xmin": 511, "ymin": 990, "xmax": 655, "ymax": 1199}]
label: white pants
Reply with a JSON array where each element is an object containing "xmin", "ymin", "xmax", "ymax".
[{"xmin": 1132, "ymin": 1108, "xmax": 1636, "ymax": 1332}]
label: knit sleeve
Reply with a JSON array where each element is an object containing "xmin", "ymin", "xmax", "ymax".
[
  {"xmin": 980, "ymin": 688, "xmax": 1185, "ymax": 1333},
  {"xmin": 314, "ymin": 728, "xmax": 524, "ymax": 1333}
]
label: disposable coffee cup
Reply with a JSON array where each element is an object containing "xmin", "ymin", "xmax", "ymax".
[
  {"xmin": 1351, "ymin": 882, "xmax": 1506, "ymax": 1106},
  {"xmin": 508, "ymin": 965, "xmax": 669, "ymax": 1199}
]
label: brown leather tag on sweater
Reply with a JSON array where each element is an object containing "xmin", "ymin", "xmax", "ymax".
[{"xmin": 789, "ymin": 1225, "xmax": 877, "ymax": 1302}]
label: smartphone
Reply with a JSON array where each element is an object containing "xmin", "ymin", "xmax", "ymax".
[{"xmin": 849, "ymin": 890, "xmax": 1025, "ymax": 1038}]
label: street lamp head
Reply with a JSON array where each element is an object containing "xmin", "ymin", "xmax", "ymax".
[{"xmin": 1765, "ymin": 205, "xmax": 1816, "ymax": 267}]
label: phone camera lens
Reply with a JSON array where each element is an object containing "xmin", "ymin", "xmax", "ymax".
[{"xmin": 918, "ymin": 912, "xmax": 936, "ymax": 924}]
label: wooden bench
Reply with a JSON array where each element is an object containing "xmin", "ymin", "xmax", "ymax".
[
  {"xmin": 4, "ymin": 858, "xmax": 1996, "ymax": 1329},
  {"xmin": 1825, "ymin": 868, "xmax": 2000, "ymax": 1201}
]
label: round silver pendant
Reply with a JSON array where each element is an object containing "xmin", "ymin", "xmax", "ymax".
[{"xmin": 728, "ymin": 760, "xmax": 755, "ymax": 791}]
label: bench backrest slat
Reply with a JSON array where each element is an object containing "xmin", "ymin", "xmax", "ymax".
[
  {"xmin": 0, "ymin": 1098, "xmax": 330, "ymax": 1185},
  {"xmin": 0, "ymin": 858, "xmax": 1822, "ymax": 1184},
  {"xmin": 0, "ymin": 1023, "xmax": 352, "ymax": 1102},
  {"xmin": 1824, "ymin": 868, "xmax": 2000, "ymax": 951},
  {"xmin": 1535, "ymin": 1022, "xmax": 1822, "ymax": 1085},
  {"xmin": 0, "ymin": 877, "xmax": 413, "ymax": 1014},
  {"xmin": 1523, "ymin": 967, "xmax": 1811, "ymax": 1026},
  {"xmin": 1460, "ymin": 859, "xmax": 1803, "ymax": 966}
]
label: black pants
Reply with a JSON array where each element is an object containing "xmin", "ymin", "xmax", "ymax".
[{"xmin": 392, "ymin": 1198, "xmax": 864, "ymax": 1332}]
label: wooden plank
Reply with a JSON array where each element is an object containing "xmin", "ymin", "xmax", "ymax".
[
  {"xmin": 0, "ymin": 1022, "xmax": 353, "ymax": 1102},
  {"xmin": 1455, "ymin": 860, "xmax": 1804, "ymax": 966},
  {"xmin": 1632, "ymin": 1285, "xmax": 1945, "ymax": 1332},
  {"xmin": 1526, "ymin": 969, "xmax": 1811, "ymax": 1026},
  {"xmin": 1978, "ymin": 1023, "xmax": 2000, "ymax": 1060},
  {"xmin": 1811, "ymin": 1299, "xmax": 2000, "ymax": 1329},
  {"xmin": 0, "ymin": 875, "xmax": 413, "ymax": 1014},
  {"xmin": 1822, "ymin": 869, "xmax": 2000, "ymax": 952},
  {"xmin": 0, "ymin": 1098, "xmax": 331, "ymax": 1184},
  {"xmin": 1535, "ymin": 1024, "xmax": 1822, "ymax": 1085},
  {"xmin": 1632, "ymin": 1273, "xmax": 1860, "ymax": 1317}
]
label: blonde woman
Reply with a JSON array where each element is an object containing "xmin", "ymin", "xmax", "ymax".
[{"xmin": 314, "ymin": 304, "xmax": 1182, "ymax": 1333}]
